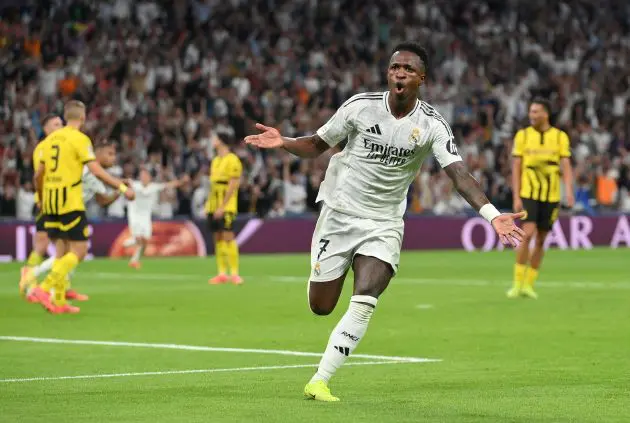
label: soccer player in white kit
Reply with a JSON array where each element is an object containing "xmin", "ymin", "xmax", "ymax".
[
  {"xmin": 24, "ymin": 140, "xmax": 123, "ymax": 301},
  {"xmin": 125, "ymin": 169, "xmax": 189, "ymax": 268},
  {"xmin": 246, "ymin": 42, "xmax": 526, "ymax": 401}
]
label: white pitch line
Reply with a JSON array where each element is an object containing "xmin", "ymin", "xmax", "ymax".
[
  {"xmin": 0, "ymin": 336, "xmax": 439, "ymax": 364},
  {"xmin": 81, "ymin": 272, "xmax": 630, "ymax": 289},
  {"xmin": 415, "ymin": 304, "xmax": 434, "ymax": 310},
  {"xmin": 0, "ymin": 361, "xmax": 407, "ymax": 384}
]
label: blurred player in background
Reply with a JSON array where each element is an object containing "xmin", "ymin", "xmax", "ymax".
[
  {"xmin": 22, "ymin": 139, "xmax": 124, "ymax": 301},
  {"xmin": 246, "ymin": 42, "xmax": 525, "ymax": 401},
  {"xmin": 27, "ymin": 101, "xmax": 135, "ymax": 314},
  {"xmin": 509, "ymin": 98, "xmax": 574, "ymax": 299},
  {"xmin": 20, "ymin": 114, "xmax": 63, "ymax": 281},
  {"xmin": 124, "ymin": 169, "xmax": 190, "ymax": 269},
  {"xmin": 206, "ymin": 133, "xmax": 243, "ymax": 285}
]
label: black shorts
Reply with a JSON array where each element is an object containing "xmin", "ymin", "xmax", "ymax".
[
  {"xmin": 35, "ymin": 212, "xmax": 47, "ymax": 232},
  {"xmin": 45, "ymin": 211, "xmax": 90, "ymax": 241},
  {"xmin": 522, "ymin": 198, "xmax": 560, "ymax": 231},
  {"xmin": 207, "ymin": 212, "xmax": 236, "ymax": 232}
]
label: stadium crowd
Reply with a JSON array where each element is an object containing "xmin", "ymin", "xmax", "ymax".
[{"xmin": 1, "ymin": 0, "xmax": 630, "ymax": 220}]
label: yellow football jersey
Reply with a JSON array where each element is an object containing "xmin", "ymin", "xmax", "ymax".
[
  {"xmin": 512, "ymin": 126, "xmax": 571, "ymax": 203},
  {"xmin": 39, "ymin": 126, "xmax": 95, "ymax": 215},
  {"xmin": 206, "ymin": 153, "xmax": 242, "ymax": 214}
]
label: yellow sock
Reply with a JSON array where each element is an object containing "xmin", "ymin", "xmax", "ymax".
[
  {"xmin": 26, "ymin": 251, "xmax": 43, "ymax": 267},
  {"xmin": 215, "ymin": 241, "xmax": 228, "ymax": 275},
  {"xmin": 43, "ymin": 252, "xmax": 80, "ymax": 306},
  {"xmin": 225, "ymin": 240, "xmax": 239, "ymax": 276},
  {"xmin": 525, "ymin": 267, "xmax": 539, "ymax": 289},
  {"xmin": 513, "ymin": 263, "xmax": 527, "ymax": 289}
]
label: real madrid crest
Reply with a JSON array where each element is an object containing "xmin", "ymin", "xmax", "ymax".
[
  {"xmin": 408, "ymin": 127, "xmax": 421, "ymax": 147},
  {"xmin": 313, "ymin": 262, "xmax": 321, "ymax": 276}
]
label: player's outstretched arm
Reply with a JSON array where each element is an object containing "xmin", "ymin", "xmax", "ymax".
[
  {"xmin": 245, "ymin": 123, "xmax": 330, "ymax": 158},
  {"xmin": 95, "ymin": 192, "xmax": 121, "ymax": 207},
  {"xmin": 86, "ymin": 161, "xmax": 135, "ymax": 200},
  {"xmin": 444, "ymin": 161, "xmax": 526, "ymax": 247},
  {"xmin": 165, "ymin": 174, "xmax": 191, "ymax": 190}
]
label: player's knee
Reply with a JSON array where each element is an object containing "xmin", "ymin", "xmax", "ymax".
[
  {"xmin": 71, "ymin": 242, "xmax": 89, "ymax": 260},
  {"xmin": 308, "ymin": 290, "xmax": 336, "ymax": 316},
  {"xmin": 309, "ymin": 300, "xmax": 334, "ymax": 316}
]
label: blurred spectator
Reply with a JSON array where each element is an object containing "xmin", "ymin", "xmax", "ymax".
[
  {"xmin": 596, "ymin": 159, "xmax": 619, "ymax": 209},
  {"xmin": 282, "ymin": 156, "xmax": 307, "ymax": 215},
  {"xmin": 0, "ymin": 182, "xmax": 17, "ymax": 216},
  {"xmin": 16, "ymin": 181, "xmax": 35, "ymax": 220},
  {"xmin": 574, "ymin": 174, "xmax": 596, "ymax": 216},
  {"xmin": 2, "ymin": 0, "xmax": 630, "ymax": 220}
]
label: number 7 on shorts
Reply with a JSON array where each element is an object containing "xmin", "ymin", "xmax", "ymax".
[{"xmin": 317, "ymin": 238, "xmax": 330, "ymax": 260}]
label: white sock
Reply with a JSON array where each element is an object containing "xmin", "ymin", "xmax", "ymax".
[
  {"xmin": 33, "ymin": 256, "xmax": 55, "ymax": 278},
  {"xmin": 131, "ymin": 245, "xmax": 145, "ymax": 263},
  {"xmin": 310, "ymin": 295, "xmax": 378, "ymax": 384}
]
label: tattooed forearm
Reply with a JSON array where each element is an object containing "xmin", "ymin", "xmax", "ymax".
[{"xmin": 443, "ymin": 161, "xmax": 490, "ymax": 211}]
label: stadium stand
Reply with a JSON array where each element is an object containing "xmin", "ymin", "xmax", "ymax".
[{"xmin": 1, "ymin": 0, "xmax": 629, "ymax": 219}]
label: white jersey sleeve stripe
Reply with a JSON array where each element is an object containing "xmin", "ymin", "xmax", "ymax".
[{"xmin": 419, "ymin": 102, "xmax": 453, "ymax": 138}]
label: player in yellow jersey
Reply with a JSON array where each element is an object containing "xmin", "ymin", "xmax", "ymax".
[
  {"xmin": 21, "ymin": 140, "xmax": 124, "ymax": 301},
  {"xmin": 509, "ymin": 98, "xmax": 574, "ymax": 299},
  {"xmin": 28, "ymin": 100, "xmax": 136, "ymax": 314},
  {"xmin": 206, "ymin": 133, "xmax": 243, "ymax": 285},
  {"xmin": 21, "ymin": 115, "xmax": 62, "ymax": 274}
]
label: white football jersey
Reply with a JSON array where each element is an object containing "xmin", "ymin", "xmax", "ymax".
[
  {"xmin": 316, "ymin": 91, "xmax": 463, "ymax": 220},
  {"xmin": 82, "ymin": 166, "xmax": 108, "ymax": 203},
  {"xmin": 127, "ymin": 181, "xmax": 165, "ymax": 219}
]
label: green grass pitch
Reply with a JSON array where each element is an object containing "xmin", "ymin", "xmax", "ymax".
[{"xmin": 1, "ymin": 249, "xmax": 628, "ymax": 422}]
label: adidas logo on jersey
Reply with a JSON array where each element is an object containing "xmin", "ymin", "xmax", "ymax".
[{"xmin": 366, "ymin": 124, "xmax": 382, "ymax": 135}]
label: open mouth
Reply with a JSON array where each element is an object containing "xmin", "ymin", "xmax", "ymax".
[{"xmin": 394, "ymin": 83, "xmax": 405, "ymax": 94}]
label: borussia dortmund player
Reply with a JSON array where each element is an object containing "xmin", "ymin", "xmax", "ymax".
[
  {"xmin": 509, "ymin": 98, "xmax": 574, "ymax": 299},
  {"xmin": 28, "ymin": 100, "xmax": 135, "ymax": 314},
  {"xmin": 206, "ymin": 133, "xmax": 244, "ymax": 285}
]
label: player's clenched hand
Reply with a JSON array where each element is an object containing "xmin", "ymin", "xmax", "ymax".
[
  {"xmin": 213, "ymin": 208, "xmax": 225, "ymax": 219},
  {"xmin": 492, "ymin": 211, "xmax": 526, "ymax": 247},
  {"xmin": 244, "ymin": 123, "xmax": 284, "ymax": 149}
]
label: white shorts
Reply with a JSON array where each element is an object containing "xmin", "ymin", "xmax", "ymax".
[
  {"xmin": 129, "ymin": 216, "xmax": 153, "ymax": 239},
  {"xmin": 309, "ymin": 204, "xmax": 403, "ymax": 282}
]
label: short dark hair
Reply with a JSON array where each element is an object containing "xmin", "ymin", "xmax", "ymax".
[
  {"xmin": 531, "ymin": 97, "xmax": 552, "ymax": 115},
  {"xmin": 94, "ymin": 139, "xmax": 116, "ymax": 150},
  {"xmin": 41, "ymin": 114, "xmax": 59, "ymax": 127},
  {"xmin": 216, "ymin": 131, "xmax": 235, "ymax": 147},
  {"xmin": 392, "ymin": 42, "xmax": 429, "ymax": 72}
]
